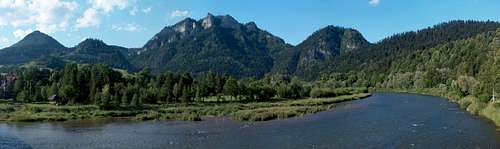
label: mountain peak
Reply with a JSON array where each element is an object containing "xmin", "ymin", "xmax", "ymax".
[
  {"xmin": 206, "ymin": 13, "xmax": 215, "ymax": 18},
  {"xmin": 143, "ymin": 13, "xmax": 248, "ymax": 51},
  {"xmin": 295, "ymin": 25, "xmax": 369, "ymax": 73},
  {"xmin": 202, "ymin": 13, "xmax": 216, "ymax": 29},
  {"xmin": 11, "ymin": 31, "xmax": 65, "ymax": 49},
  {"xmin": 77, "ymin": 38, "xmax": 107, "ymax": 48},
  {"xmin": 200, "ymin": 13, "xmax": 241, "ymax": 29},
  {"xmin": 245, "ymin": 22, "xmax": 258, "ymax": 31},
  {"xmin": 30, "ymin": 30, "xmax": 43, "ymax": 35},
  {"xmin": 217, "ymin": 15, "xmax": 240, "ymax": 29},
  {"xmin": 174, "ymin": 18, "xmax": 198, "ymax": 33},
  {"xmin": 201, "ymin": 13, "xmax": 241, "ymax": 29},
  {"xmin": 302, "ymin": 26, "xmax": 369, "ymax": 52}
]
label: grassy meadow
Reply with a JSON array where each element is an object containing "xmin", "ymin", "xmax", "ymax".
[{"xmin": 0, "ymin": 93, "xmax": 371, "ymax": 122}]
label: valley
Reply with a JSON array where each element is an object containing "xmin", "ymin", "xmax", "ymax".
[{"xmin": 0, "ymin": 14, "xmax": 499, "ymax": 127}]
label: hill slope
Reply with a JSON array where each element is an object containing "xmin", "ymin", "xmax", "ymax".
[
  {"xmin": 0, "ymin": 17, "xmax": 499, "ymax": 82},
  {"xmin": 384, "ymin": 29, "xmax": 500, "ymax": 95},
  {"xmin": 292, "ymin": 26, "xmax": 370, "ymax": 80},
  {"xmin": 333, "ymin": 20, "xmax": 500, "ymax": 74},
  {"xmin": 131, "ymin": 14, "xmax": 292, "ymax": 78},
  {"xmin": 0, "ymin": 31, "xmax": 68, "ymax": 65},
  {"xmin": 65, "ymin": 39, "xmax": 135, "ymax": 71}
]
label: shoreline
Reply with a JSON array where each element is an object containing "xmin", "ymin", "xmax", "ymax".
[
  {"xmin": 0, "ymin": 93, "xmax": 371, "ymax": 123},
  {"xmin": 377, "ymin": 88, "xmax": 500, "ymax": 128}
]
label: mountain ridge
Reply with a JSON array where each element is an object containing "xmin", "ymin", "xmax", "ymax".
[
  {"xmin": 1, "ymin": 14, "xmax": 499, "ymax": 80},
  {"xmin": 132, "ymin": 13, "xmax": 290, "ymax": 78},
  {"xmin": 10, "ymin": 31, "xmax": 66, "ymax": 49}
]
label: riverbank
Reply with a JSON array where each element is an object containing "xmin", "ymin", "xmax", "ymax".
[
  {"xmin": 3, "ymin": 93, "xmax": 498, "ymax": 148},
  {"xmin": 378, "ymin": 88, "xmax": 500, "ymax": 127},
  {"xmin": 0, "ymin": 93, "xmax": 371, "ymax": 122}
]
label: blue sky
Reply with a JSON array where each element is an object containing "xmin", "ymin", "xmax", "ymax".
[{"xmin": 0, "ymin": 0, "xmax": 499, "ymax": 48}]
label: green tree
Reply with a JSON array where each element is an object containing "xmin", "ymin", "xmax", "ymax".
[
  {"xmin": 100, "ymin": 84, "xmax": 112, "ymax": 108},
  {"xmin": 59, "ymin": 85, "xmax": 76, "ymax": 104},
  {"xmin": 62, "ymin": 63, "xmax": 79, "ymax": 104},
  {"xmin": 276, "ymin": 83, "xmax": 290, "ymax": 98},
  {"xmin": 163, "ymin": 73, "xmax": 177, "ymax": 102},
  {"xmin": 16, "ymin": 91, "xmax": 30, "ymax": 103},
  {"xmin": 180, "ymin": 86, "xmax": 193, "ymax": 102},
  {"xmin": 173, "ymin": 83, "xmax": 182, "ymax": 102},
  {"xmin": 289, "ymin": 80, "xmax": 304, "ymax": 99},
  {"xmin": 121, "ymin": 92, "xmax": 129, "ymax": 106},
  {"xmin": 223, "ymin": 77, "xmax": 239, "ymax": 100},
  {"xmin": 130, "ymin": 93, "xmax": 139, "ymax": 107}
]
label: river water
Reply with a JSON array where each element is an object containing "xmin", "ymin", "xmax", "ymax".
[{"xmin": 1, "ymin": 93, "xmax": 499, "ymax": 149}]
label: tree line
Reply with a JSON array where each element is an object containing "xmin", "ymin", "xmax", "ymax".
[{"xmin": 0, "ymin": 64, "xmax": 367, "ymax": 108}]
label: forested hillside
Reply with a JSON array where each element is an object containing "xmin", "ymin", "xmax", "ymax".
[
  {"xmin": 292, "ymin": 26, "xmax": 370, "ymax": 80},
  {"xmin": 131, "ymin": 14, "xmax": 291, "ymax": 78},
  {"xmin": 0, "ymin": 32, "xmax": 134, "ymax": 71},
  {"xmin": 0, "ymin": 31, "xmax": 68, "ymax": 65},
  {"xmin": 0, "ymin": 16, "xmax": 499, "ymax": 83},
  {"xmin": 328, "ymin": 20, "xmax": 500, "ymax": 75},
  {"xmin": 65, "ymin": 39, "xmax": 135, "ymax": 71},
  {"xmin": 383, "ymin": 29, "xmax": 500, "ymax": 101}
]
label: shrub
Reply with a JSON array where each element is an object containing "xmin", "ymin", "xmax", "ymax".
[{"xmin": 309, "ymin": 87, "xmax": 365, "ymax": 98}]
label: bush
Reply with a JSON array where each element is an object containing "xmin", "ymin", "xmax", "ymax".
[
  {"xmin": 0, "ymin": 104, "xmax": 15, "ymax": 112},
  {"xmin": 480, "ymin": 103, "xmax": 500, "ymax": 126},
  {"xmin": 309, "ymin": 87, "xmax": 366, "ymax": 98}
]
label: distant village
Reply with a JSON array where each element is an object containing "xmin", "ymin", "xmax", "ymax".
[{"xmin": 0, "ymin": 73, "xmax": 16, "ymax": 101}]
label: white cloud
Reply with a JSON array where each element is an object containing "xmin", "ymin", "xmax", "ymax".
[
  {"xmin": 0, "ymin": 17, "xmax": 7, "ymax": 27},
  {"xmin": 170, "ymin": 10, "xmax": 189, "ymax": 19},
  {"xmin": 13, "ymin": 29, "xmax": 33, "ymax": 39},
  {"xmin": 0, "ymin": 0, "xmax": 27, "ymax": 8},
  {"xmin": 0, "ymin": 36, "xmax": 9, "ymax": 43},
  {"xmin": 0, "ymin": 0, "xmax": 14, "ymax": 8},
  {"xmin": 111, "ymin": 23, "xmax": 141, "ymax": 32},
  {"xmin": 0, "ymin": 0, "xmax": 79, "ymax": 33},
  {"xmin": 142, "ymin": 7, "xmax": 151, "ymax": 14},
  {"xmin": 129, "ymin": 6, "xmax": 138, "ymax": 15},
  {"xmin": 75, "ymin": 0, "xmax": 129, "ymax": 29},
  {"xmin": 76, "ymin": 8, "xmax": 100, "ymax": 29},
  {"xmin": 89, "ymin": 0, "xmax": 128, "ymax": 13},
  {"xmin": 369, "ymin": 0, "xmax": 380, "ymax": 6}
]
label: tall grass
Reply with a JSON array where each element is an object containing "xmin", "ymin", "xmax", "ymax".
[{"xmin": 0, "ymin": 93, "xmax": 371, "ymax": 122}]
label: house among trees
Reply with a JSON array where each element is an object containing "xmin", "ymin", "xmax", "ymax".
[
  {"xmin": 0, "ymin": 73, "xmax": 17, "ymax": 83},
  {"xmin": 48, "ymin": 95, "xmax": 62, "ymax": 105},
  {"xmin": 0, "ymin": 73, "xmax": 16, "ymax": 100}
]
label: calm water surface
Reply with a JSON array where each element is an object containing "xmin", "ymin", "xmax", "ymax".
[{"xmin": 1, "ymin": 93, "xmax": 499, "ymax": 149}]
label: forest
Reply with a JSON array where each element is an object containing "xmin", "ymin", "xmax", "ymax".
[
  {"xmin": 0, "ymin": 63, "xmax": 371, "ymax": 122},
  {"xmin": 0, "ymin": 63, "xmax": 368, "ymax": 108}
]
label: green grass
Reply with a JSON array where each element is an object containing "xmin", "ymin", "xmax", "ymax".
[
  {"xmin": 0, "ymin": 103, "xmax": 14, "ymax": 111},
  {"xmin": 0, "ymin": 93, "xmax": 371, "ymax": 122},
  {"xmin": 148, "ymin": 93, "xmax": 371, "ymax": 122},
  {"xmin": 232, "ymin": 106, "xmax": 324, "ymax": 121},
  {"xmin": 480, "ymin": 102, "xmax": 500, "ymax": 126}
]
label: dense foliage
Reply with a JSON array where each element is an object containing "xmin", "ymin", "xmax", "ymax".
[
  {"xmin": 2, "ymin": 64, "xmax": 360, "ymax": 109},
  {"xmin": 2, "ymin": 16, "xmax": 499, "ymax": 83},
  {"xmin": 292, "ymin": 26, "xmax": 370, "ymax": 80},
  {"xmin": 131, "ymin": 14, "xmax": 290, "ymax": 78},
  {"xmin": 65, "ymin": 39, "xmax": 135, "ymax": 71},
  {"xmin": 330, "ymin": 20, "xmax": 500, "ymax": 76},
  {"xmin": 0, "ymin": 31, "xmax": 68, "ymax": 65},
  {"xmin": 382, "ymin": 29, "xmax": 500, "ymax": 102}
]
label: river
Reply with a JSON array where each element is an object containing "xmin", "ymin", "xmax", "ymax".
[{"xmin": 1, "ymin": 93, "xmax": 499, "ymax": 148}]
